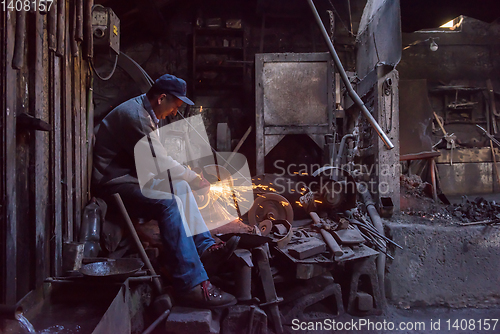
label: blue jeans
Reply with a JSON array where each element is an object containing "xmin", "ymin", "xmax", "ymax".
[{"xmin": 98, "ymin": 182, "xmax": 215, "ymax": 291}]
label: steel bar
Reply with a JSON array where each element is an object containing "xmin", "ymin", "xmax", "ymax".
[
  {"xmin": 142, "ymin": 309, "xmax": 171, "ymax": 334},
  {"xmin": 113, "ymin": 194, "xmax": 163, "ymax": 295},
  {"xmin": 357, "ymin": 229, "xmax": 394, "ymax": 260},
  {"xmin": 223, "ymin": 126, "xmax": 252, "ymax": 168},
  {"xmin": 458, "ymin": 219, "xmax": 500, "ymax": 226},
  {"xmin": 477, "ymin": 125, "xmax": 500, "ymax": 148},
  {"xmin": 306, "ymin": 0, "xmax": 394, "ymax": 150},
  {"xmin": 350, "ymin": 218, "xmax": 403, "ymax": 249}
]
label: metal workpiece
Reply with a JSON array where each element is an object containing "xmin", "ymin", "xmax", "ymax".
[
  {"xmin": 233, "ymin": 249, "xmax": 253, "ymax": 302},
  {"xmin": 306, "ymin": 0, "xmax": 395, "ymax": 150}
]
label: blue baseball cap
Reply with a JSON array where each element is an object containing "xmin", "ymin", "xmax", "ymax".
[{"xmin": 153, "ymin": 74, "xmax": 194, "ymax": 105}]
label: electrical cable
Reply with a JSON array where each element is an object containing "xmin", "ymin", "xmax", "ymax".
[
  {"xmin": 90, "ymin": 54, "xmax": 118, "ymax": 81},
  {"xmin": 89, "ymin": 4, "xmax": 119, "ymax": 81}
]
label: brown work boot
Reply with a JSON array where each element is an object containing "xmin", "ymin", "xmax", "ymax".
[
  {"xmin": 179, "ymin": 280, "xmax": 237, "ymax": 309},
  {"xmin": 200, "ymin": 236, "xmax": 240, "ymax": 276}
]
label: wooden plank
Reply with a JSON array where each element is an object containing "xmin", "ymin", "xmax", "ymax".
[
  {"xmin": 83, "ymin": 0, "xmax": 93, "ymax": 59},
  {"xmin": 70, "ymin": 0, "xmax": 78, "ymax": 57},
  {"xmin": 33, "ymin": 10, "xmax": 51, "ymax": 287},
  {"xmin": 62, "ymin": 0, "xmax": 74, "ymax": 241},
  {"xmin": 73, "ymin": 40, "xmax": 82, "ymax": 236},
  {"xmin": 2, "ymin": 10, "xmax": 18, "ymax": 304},
  {"xmin": 0, "ymin": 7, "xmax": 4, "ymax": 304},
  {"xmin": 15, "ymin": 16, "xmax": 31, "ymax": 301},
  {"xmin": 47, "ymin": 0, "xmax": 57, "ymax": 51},
  {"xmin": 86, "ymin": 75, "xmax": 94, "ymax": 200},
  {"xmin": 75, "ymin": 0, "xmax": 83, "ymax": 42},
  {"xmin": 56, "ymin": 0, "xmax": 65, "ymax": 57},
  {"xmin": 80, "ymin": 59, "xmax": 88, "ymax": 204},
  {"xmin": 51, "ymin": 52, "xmax": 63, "ymax": 276}
]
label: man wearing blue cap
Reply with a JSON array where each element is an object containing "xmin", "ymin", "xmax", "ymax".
[{"xmin": 92, "ymin": 74, "xmax": 239, "ymax": 309}]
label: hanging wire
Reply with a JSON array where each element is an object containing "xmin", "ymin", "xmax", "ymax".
[
  {"xmin": 90, "ymin": 54, "xmax": 119, "ymax": 81},
  {"xmin": 327, "ymin": 0, "xmax": 356, "ymax": 37},
  {"xmin": 89, "ymin": 4, "xmax": 119, "ymax": 81}
]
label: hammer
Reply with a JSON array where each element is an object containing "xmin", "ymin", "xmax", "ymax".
[{"xmin": 309, "ymin": 212, "xmax": 343, "ymax": 257}]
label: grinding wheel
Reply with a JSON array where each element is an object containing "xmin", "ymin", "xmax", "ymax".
[
  {"xmin": 248, "ymin": 193, "xmax": 293, "ymax": 226},
  {"xmin": 258, "ymin": 219, "xmax": 273, "ymax": 236}
]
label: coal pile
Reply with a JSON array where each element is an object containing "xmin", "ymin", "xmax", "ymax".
[{"xmin": 447, "ymin": 196, "xmax": 500, "ymax": 223}]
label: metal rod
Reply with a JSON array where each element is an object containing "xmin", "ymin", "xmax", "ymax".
[
  {"xmin": 113, "ymin": 194, "xmax": 163, "ymax": 295},
  {"xmin": 306, "ymin": 0, "xmax": 394, "ymax": 150},
  {"xmin": 223, "ymin": 126, "xmax": 252, "ymax": 169},
  {"xmin": 142, "ymin": 309, "xmax": 171, "ymax": 334},
  {"xmin": 351, "ymin": 217, "xmax": 403, "ymax": 249},
  {"xmin": 477, "ymin": 124, "xmax": 500, "ymax": 148}
]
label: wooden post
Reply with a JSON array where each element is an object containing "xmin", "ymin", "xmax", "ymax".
[
  {"xmin": 56, "ymin": 0, "xmax": 65, "ymax": 57},
  {"xmin": 33, "ymin": 10, "xmax": 51, "ymax": 287},
  {"xmin": 2, "ymin": 9, "xmax": 19, "ymax": 304}
]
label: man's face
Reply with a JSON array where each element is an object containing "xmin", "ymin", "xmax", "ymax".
[{"xmin": 155, "ymin": 94, "xmax": 184, "ymax": 120}]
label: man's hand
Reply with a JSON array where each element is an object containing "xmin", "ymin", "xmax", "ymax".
[{"xmin": 189, "ymin": 173, "xmax": 210, "ymax": 196}]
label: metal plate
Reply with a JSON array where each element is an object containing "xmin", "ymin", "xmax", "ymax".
[
  {"xmin": 79, "ymin": 258, "xmax": 144, "ymax": 280},
  {"xmin": 262, "ymin": 61, "xmax": 328, "ymax": 126},
  {"xmin": 399, "ymin": 79, "xmax": 434, "ymax": 156},
  {"xmin": 333, "ymin": 229, "xmax": 365, "ymax": 245}
]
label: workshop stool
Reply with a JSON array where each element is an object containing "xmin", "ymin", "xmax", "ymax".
[
  {"xmin": 281, "ymin": 274, "xmax": 344, "ymax": 324},
  {"xmin": 345, "ymin": 256, "xmax": 385, "ymax": 316}
]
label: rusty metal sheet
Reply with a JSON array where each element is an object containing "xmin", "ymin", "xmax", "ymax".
[
  {"xmin": 399, "ymin": 79, "xmax": 434, "ymax": 156},
  {"xmin": 263, "ymin": 62, "xmax": 328, "ymax": 126},
  {"xmin": 255, "ymin": 53, "xmax": 334, "ymax": 175},
  {"xmin": 437, "ymin": 162, "xmax": 499, "ymax": 195},
  {"xmin": 356, "ymin": 0, "xmax": 402, "ymax": 80},
  {"xmin": 435, "ymin": 147, "xmax": 500, "ymax": 164}
]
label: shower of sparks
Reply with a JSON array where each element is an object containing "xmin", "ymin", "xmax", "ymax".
[{"xmin": 199, "ymin": 179, "xmax": 253, "ymax": 226}]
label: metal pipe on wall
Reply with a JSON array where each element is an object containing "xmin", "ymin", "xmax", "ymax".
[{"xmin": 306, "ymin": 0, "xmax": 395, "ymax": 150}]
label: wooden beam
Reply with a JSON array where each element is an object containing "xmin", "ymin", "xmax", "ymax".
[
  {"xmin": 56, "ymin": 0, "xmax": 65, "ymax": 57},
  {"xmin": 2, "ymin": 9, "xmax": 18, "ymax": 304},
  {"xmin": 34, "ymin": 10, "xmax": 51, "ymax": 288},
  {"xmin": 63, "ymin": 0, "xmax": 74, "ymax": 241},
  {"xmin": 50, "ymin": 51, "xmax": 63, "ymax": 276},
  {"xmin": 73, "ymin": 42, "xmax": 82, "ymax": 236}
]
